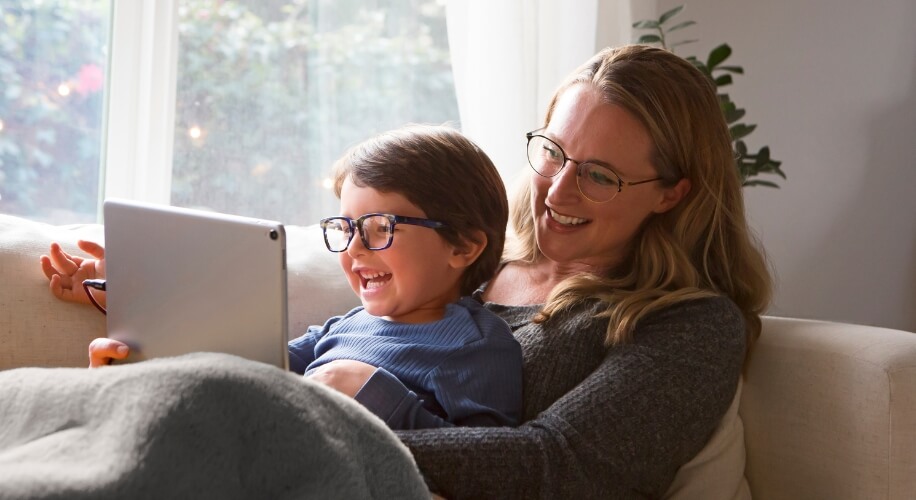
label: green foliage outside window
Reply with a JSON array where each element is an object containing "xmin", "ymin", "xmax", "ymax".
[
  {"xmin": 171, "ymin": 0, "xmax": 458, "ymax": 223},
  {"xmin": 0, "ymin": 0, "xmax": 109, "ymax": 222},
  {"xmin": 0, "ymin": 0, "xmax": 458, "ymax": 223}
]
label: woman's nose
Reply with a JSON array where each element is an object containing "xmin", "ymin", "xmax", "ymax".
[{"xmin": 547, "ymin": 159, "xmax": 582, "ymax": 201}]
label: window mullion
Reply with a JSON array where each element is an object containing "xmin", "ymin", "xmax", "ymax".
[{"xmin": 102, "ymin": 0, "xmax": 178, "ymax": 212}]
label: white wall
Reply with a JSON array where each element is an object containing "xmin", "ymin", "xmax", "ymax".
[{"xmin": 598, "ymin": 0, "xmax": 916, "ymax": 331}]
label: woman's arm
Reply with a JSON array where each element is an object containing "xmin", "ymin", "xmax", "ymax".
[{"xmin": 397, "ymin": 296, "xmax": 746, "ymax": 499}]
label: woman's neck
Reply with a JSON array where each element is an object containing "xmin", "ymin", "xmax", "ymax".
[{"xmin": 483, "ymin": 258, "xmax": 606, "ymax": 306}]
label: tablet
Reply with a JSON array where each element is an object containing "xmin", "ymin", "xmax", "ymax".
[{"xmin": 103, "ymin": 198, "xmax": 289, "ymax": 369}]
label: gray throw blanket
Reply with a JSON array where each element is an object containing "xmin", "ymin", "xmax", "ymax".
[{"xmin": 0, "ymin": 353, "xmax": 427, "ymax": 499}]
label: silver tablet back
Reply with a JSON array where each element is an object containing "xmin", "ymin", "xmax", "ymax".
[{"xmin": 104, "ymin": 198, "xmax": 288, "ymax": 369}]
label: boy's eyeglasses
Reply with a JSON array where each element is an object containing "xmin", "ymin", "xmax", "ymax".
[
  {"xmin": 526, "ymin": 130, "xmax": 663, "ymax": 203},
  {"xmin": 319, "ymin": 213, "xmax": 447, "ymax": 252}
]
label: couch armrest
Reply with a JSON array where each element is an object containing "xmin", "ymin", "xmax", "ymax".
[{"xmin": 742, "ymin": 316, "xmax": 916, "ymax": 499}]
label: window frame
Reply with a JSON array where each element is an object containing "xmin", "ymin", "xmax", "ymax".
[{"xmin": 102, "ymin": 0, "xmax": 178, "ymax": 217}]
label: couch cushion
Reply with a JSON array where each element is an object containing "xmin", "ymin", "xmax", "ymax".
[{"xmin": 663, "ymin": 380, "xmax": 751, "ymax": 500}]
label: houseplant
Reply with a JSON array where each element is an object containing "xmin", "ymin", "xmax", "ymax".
[{"xmin": 634, "ymin": 5, "xmax": 785, "ymax": 187}]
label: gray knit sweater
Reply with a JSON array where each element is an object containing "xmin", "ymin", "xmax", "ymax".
[{"xmin": 396, "ymin": 295, "xmax": 746, "ymax": 499}]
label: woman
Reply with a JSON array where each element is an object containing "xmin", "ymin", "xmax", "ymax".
[
  {"xmin": 46, "ymin": 45, "xmax": 770, "ymax": 498},
  {"xmin": 328, "ymin": 44, "xmax": 770, "ymax": 497}
]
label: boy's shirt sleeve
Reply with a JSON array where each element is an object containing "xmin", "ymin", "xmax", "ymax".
[{"xmin": 287, "ymin": 312, "xmax": 351, "ymax": 374}]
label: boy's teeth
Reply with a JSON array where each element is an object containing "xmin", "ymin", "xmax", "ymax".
[
  {"xmin": 550, "ymin": 209, "xmax": 587, "ymax": 225},
  {"xmin": 360, "ymin": 271, "xmax": 392, "ymax": 289}
]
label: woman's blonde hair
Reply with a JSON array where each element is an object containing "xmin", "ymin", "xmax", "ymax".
[{"xmin": 504, "ymin": 45, "xmax": 772, "ymax": 354}]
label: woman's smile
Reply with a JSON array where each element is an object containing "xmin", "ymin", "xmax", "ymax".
[{"xmin": 548, "ymin": 208, "xmax": 589, "ymax": 226}]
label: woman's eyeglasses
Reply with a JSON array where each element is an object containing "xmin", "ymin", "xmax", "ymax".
[
  {"xmin": 526, "ymin": 130, "xmax": 663, "ymax": 203},
  {"xmin": 319, "ymin": 213, "xmax": 446, "ymax": 252}
]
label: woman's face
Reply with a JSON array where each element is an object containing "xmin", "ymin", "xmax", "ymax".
[{"xmin": 531, "ymin": 84, "xmax": 677, "ymax": 272}]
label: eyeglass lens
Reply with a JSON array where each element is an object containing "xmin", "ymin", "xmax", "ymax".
[
  {"xmin": 324, "ymin": 215, "xmax": 394, "ymax": 251},
  {"xmin": 527, "ymin": 135, "xmax": 621, "ymax": 202}
]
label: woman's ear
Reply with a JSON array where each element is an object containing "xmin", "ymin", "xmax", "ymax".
[
  {"xmin": 447, "ymin": 230, "xmax": 487, "ymax": 270},
  {"xmin": 653, "ymin": 178, "xmax": 691, "ymax": 214}
]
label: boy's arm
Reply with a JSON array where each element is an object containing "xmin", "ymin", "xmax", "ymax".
[
  {"xmin": 288, "ymin": 326, "xmax": 326, "ymax": 374},
  {"xmin": 354, "ymin": 333, "xmax": 523, "ymax": 429},
  {"xmin": 288, "ymin": 312, "xmax": 352, "ymax": 374}
]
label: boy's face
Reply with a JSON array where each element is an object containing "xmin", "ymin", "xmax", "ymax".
[{"xmin": 336, "ymin": 177, "xmax": 466, "ymax": 323}]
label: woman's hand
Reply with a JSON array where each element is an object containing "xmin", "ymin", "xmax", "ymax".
[
  {"xmin": 88, "ymin": 338, "xmax": 129, "ymax": 368},
  {"xmin": 40, "ymin": 240, "xmax": 107, "ymax": 307},
  {"xmin": 308, "ymin": 359, "xmax": 378, "ymax": 398}
]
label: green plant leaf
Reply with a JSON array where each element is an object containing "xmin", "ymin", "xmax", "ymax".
[
  {"xmin": 772, "ymin": 163, "xmax": 787, "ymax": 179},
  {"xmin": 714, "ymin": 74, "xmax": 733, "ymax": 87},
  {"xmin": 707, "ymin": 43, "xmax": 732, "ymax": 70},
  {"xmin": 723, "ymin": 105, "xmax": 745, "ymax": 124},
  {"xmin": 729, "ymin": 123, "xmax": 756, "ymax": 141},
  {"xmin": 638, "ymin": 34, "xmax": 662, "ymax": 44},
  {"xmin": 667, "ymin": 20, "xmax": 696, "ymax": 32},
  {"xmin": 717, "ymin": 65, "xmax": 744, "ymax": 74},
  {"xmin": 659, "ymin": 5, "xmax": 685, "ymax": 25},
  {"xmin": 632, "ymin": 20, "xmax": 659, "ymax": 29},
  {"xmin": 743, "ymin": 179, "xmax": 781, "ymax": 188},
  {"xmin": 735, "ymin": 140, "xmax": 748, "ymax": 156}
]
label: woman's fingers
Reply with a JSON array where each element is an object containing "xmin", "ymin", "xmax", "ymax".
[{"xmin": 88, "ymin": 338, "xmax": 130, "ymax": 368}]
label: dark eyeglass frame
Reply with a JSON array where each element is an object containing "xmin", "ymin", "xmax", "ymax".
[
  {"xmin": 318, "ymin": 213, "xmax": 447, "ymax": 252},
  {"xmin": 525, "ymin": 129, "xmax": 663, "ymax": 203}
]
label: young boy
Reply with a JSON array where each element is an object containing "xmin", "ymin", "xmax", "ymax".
[{"xmin": 41, "ymin": 125, "xmax": 522, "ymax": 430}]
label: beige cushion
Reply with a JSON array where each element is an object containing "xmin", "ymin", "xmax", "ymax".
[{"xmin": 664, "ymin": 380, "xmax": 751, "ymax": 500}]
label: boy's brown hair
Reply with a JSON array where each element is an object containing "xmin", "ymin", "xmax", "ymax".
[{"xmin": 332, "ymin": 124, "xmax": 508, "ymax": 296}]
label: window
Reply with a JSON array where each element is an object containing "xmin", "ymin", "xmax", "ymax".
[
  {"xmin": 0, "ymin": 0, "xmax": 111, "ymax": 223},
  {"xmin": 170, "ymin": 0, "xmax": 459, "ymax": 224},
  {"xmin": 1, "ymin": 0, "xmax": 458, "ymax": 225}
]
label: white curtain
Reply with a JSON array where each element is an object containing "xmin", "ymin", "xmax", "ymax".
[{"xmin": 446, "ymin": 0, "xmax": 638, "ymax": 183}]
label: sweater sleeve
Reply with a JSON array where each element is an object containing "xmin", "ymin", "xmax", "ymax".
[{"xmin": 396, "ymin": 296, "xmax": 746, "ymax": 499}]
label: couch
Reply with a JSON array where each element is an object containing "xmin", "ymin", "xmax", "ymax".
[{"xmin": 2, "ymin": 213, "xmax": 915, "ymax": 499}]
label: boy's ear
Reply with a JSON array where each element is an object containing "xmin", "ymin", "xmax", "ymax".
[{"xmin": 447, "ymin": 230, "xmax": 487, "ymax": 270}]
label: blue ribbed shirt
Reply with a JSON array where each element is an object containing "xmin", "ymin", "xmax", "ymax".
[{"xmin": 288, "ymin": 296, "xmax": 522, "ymax": 430}]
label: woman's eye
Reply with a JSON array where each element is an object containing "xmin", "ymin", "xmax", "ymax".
[
  {"xmin": 586, "ymin": 167, "xmax": 617, "ymax": 186},
  {"xmin": 542, "ymin": 145, "xmax": 561, "ymax": 161}
]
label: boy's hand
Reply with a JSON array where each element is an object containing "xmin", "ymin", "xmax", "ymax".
[
  {"xmin": 40, "ymin": 240, "xmax": 106, "ymax": 306},
  {"xmin": 88, "ymin": 338, "xmax": 129, "ymax": 368},
  {"xmin": 308, "ymin": 359, "xmax": 378, "ymax": 398}
]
